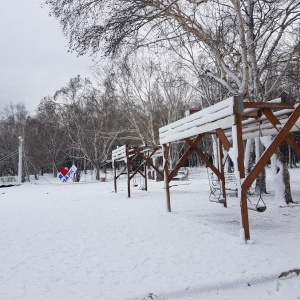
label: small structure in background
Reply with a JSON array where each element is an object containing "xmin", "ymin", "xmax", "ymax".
[{"xmin": 112, "ymin": 144, "xmax": 163, "ymax": 197}]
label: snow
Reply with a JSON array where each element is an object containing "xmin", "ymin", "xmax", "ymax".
[
  {"xmin": 159, "ymin": 97, "xmax": 234, "ymax": 144},
  {"xmin": 0, "ymin": 167, "xmax": 300, "ymax": 299}
]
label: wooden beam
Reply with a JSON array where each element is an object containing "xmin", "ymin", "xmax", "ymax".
[
  {"xmin": 168, "ymin": 135, "xmax": 203, "ymax": 180},
  {"xmin": 116, "ymin": 165, "xmax": 127, "ymax": 179},
  {"xmin": 244, "ymin": 102, "xmax": 294, "ymax": 109},
  {"xmin": 218, "ymin": 138, "xmax": 227, "ymax": 207},
  {"xmin": 133, "ymin": 148, "xmax": 164, "ymax": 177},
  {"xmin": 216, "ymin": 128, "xmax": 231, "ymax": 151},
  {"xmin": 241, "ymin": 190, "xmax": 250, "ymax": 240},
  {"xmin": 235, "ymin": 109, "xmax": 249, "ymax": 240},
  {"xmin": 261, "ymin": 108, "xmax": 300, "ymax": 158},
  {"xmin": 130, "ymin": 162, "xmax": 146, "ymax": 180},
  {"xmin": 236, "ymin": 113, "xmax": 245, "ymax": 179},
  {"xmin": 242, "ymin": 104, "xmax": 300, "ymax": 191},
  {"xmin": 183, "ymin": 136, "xmax": 221, "ymax": 177}
]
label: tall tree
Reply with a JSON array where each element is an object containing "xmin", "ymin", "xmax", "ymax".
[
  {"xmin": 45, "ymin": 0, "xmax": 300, "ymax": 202},
  {"xmin": 0, "ymin": 103, "xmax": 28, "ymax": 177},
  {"xmin": 45, "ymin": 0, "xmax": 300, "ymax": 101}
]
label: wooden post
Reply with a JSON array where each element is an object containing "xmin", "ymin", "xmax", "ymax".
[
  {"xmin": 114, "ymin": 160, "xmax": 117, "ymax": 193},
  {"xmin": 235, "ymin": 96, "xmax": 250, "ymax": 240},
  {"xmin": 144, "ymin": 163, "xmax": 148, "ymax": 191},
  {"xmin": 126, "ymin": 147, "xmax": 131, "ymax": 198},
  {"xmin": 218, "ymin": 138, "xmax": 227, "ymax": 207},
  {"xmin": 163, "ymin": 143, "xmax": 171, "ymax": 212}
]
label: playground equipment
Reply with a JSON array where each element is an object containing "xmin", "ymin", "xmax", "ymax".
[
  {"xmin": 159, "ymin": 96, "xmax": 300, "ymax": 240},
  {"xmin": 112, "ymin": 144, "xmax": 163, "ymax": 197}
]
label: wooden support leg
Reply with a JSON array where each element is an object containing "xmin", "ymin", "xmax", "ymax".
[
  {"xmin": 219, "ymin": 138, "xmax": 227, "ymax": 208},
  {"xmin": 235, "ymin": 103, "xmax": 250, "ymax": 240},
  {"xmin": 163, "ymin": 143, "xmax": 171, "ymax": 212},
  {"xmin": 114, "ymin": 161, "xmax": 117, "ymax": 193},
  {"xmin": 241, "ymin": 190, "xmax": 250, "ymax": 240},
  {"xmin": 126, "ymin": 148, "xmax": 131, "ymax": 198},
  {"xmin": 144, "ymin": 164, "xmax": 148, "ymax": 191}
]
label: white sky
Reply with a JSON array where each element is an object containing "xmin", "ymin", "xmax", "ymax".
[{"xmin": 0, "ymin": 0, "xmax": 95, "ymax": 114}]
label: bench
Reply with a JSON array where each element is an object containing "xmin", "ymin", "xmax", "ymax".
[
  {"xmin": 223, "ymin": 172, "xmax": 238, "ymax": 193},
  {"xmin": 0, "ymin": 176, "xmax": 17, "ymax": 186},
  {"xmin": 209, "ymin": 172, "xmax": 238, "ymax": 201},
  {"xmin": 172, "ymin": 169, "xmax": 189, "ymax": 181},
  {"xmin": 208, "ymin": 171, "xmax": 266, "ymax": 212}
]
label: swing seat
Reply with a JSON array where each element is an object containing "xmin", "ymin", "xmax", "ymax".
[
  {"xmin": 209, "ymin": 198, "xmax": 226, "ymax": 204},
  {"xmin": 247, "ymin": 202, "xmax": 266, "ymax": 212}
]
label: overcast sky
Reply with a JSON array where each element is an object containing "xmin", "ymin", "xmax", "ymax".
[{"xmin": 0, "ymin": 0, "xmax": 94, "ymax": 114}]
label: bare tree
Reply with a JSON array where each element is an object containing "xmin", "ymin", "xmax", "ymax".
[
  {"xmin": 0, "ymin": 103, "xmax": 28, "ymax": 178},
  {"xmin": 36, "ymin": 97, "xmax": 70, "ymax": 177},
  {"xmin": 45, "ymin": 0, "xmax": 300, "ymax": 202},
  {"xmin": 53, "ymin": 75, "xmax": 129, "ymax": 180}
]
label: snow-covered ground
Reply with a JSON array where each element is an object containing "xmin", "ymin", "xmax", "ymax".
[{"xmin": 0, "ymin": 167, "xmax": 299, "ymax": 300}]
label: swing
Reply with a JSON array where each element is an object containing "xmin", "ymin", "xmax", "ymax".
[
  {"xmin": 207, "ymin": 167, "xmax": 226, "ymax": 204},
  {"xmin": 139, "ymin": 173, "xmax": 146, "ymax": 190},
  {"xmin": 207, "ymin": 139, "xmax": 226, "ymax": 204},
  {"xmin": 132, "ymin": 174, "xmax": 138, "ymax": 187},
  {"xmin": 246, "ymin": 112, "xmax": 266, "ymax": 213},
  {"xmin": 246, "ymin": 173, "xmax": 266, "ymax": 212}
]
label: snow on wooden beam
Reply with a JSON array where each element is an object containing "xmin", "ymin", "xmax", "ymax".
[
  {"xmin": 112, "ymin": 145, "xmax": 126, "ymax": 162},
  {"xmin": 159, "ymin": 97, "xmax": 234, "ymax": 144},
  {"xmin": 224, "ymin": 113, "xmax": 300, "ymax": 140},
  {"xmin": 242, "ymin": 98, "xmax": 282, "ymax": 115}
]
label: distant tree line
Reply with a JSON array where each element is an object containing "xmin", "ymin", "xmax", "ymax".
[
  {"xmin": 0, "ymin": 54, "xmax": 299, "ymax": 182},
  {"xmin": 1, "ymin": 0, "xmax": 299, "ymax": 199}
]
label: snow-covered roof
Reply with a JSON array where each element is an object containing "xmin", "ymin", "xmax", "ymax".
[
  {"xmin": 112, "ymin": 144, "xmax": 162, "ymax": 162},
  {"xmin": 159, "ymin": 97, "xmax": 299, "ymax": 144}
]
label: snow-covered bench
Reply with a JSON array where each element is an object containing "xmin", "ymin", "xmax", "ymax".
[
  {"xmin": 0, "ymin": 176, "xmax": 17, "ymax": 186},
  {"xmin": 209, "ymin": 172, "xmax": 238, "ymax": 197},
  {"xmin": 172, "ymin": 169, "xmax": 189, "ymax": 181},
  {"xmin": 224, "ymin": 172, "xmax": 238, "ymax": 193}
]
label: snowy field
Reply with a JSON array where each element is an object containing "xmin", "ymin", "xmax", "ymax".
[{"xmin": 0, "ymin": 167, "xmax": 299, "ymax": 300}]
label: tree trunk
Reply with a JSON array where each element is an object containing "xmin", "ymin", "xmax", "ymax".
[
  {"xmin": 244, "ymin": 138, "xmax": 253, "ymax": 172},
  {"xmin": 95, "ymin": 167, "xmax": 100, "ymax": 180},
  {"xmin": 276, "ymin": 149, "xmax": 293, "ymax": 204},
  {"xmin": 254, "ymin": 137, "xmax": 267, "ymax": 194},
  {"xmin": 261, "ymin": 136, "xmax": 293, "ymax": 204},
  {"xmin": 53, "ymin": 164, "xmax": 57, "ymax": 178}
]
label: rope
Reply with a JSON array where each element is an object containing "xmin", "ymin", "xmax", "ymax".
[
  {"xmin": 132, "ymin": 173, "xmax": 138, "ymax": 187},
  {"xmin": 247, "ymin": 111, "xmax": 266, "ymax": 211},
  {"xmin": 22, "ymin": 152, "xmax": 54, "ymax": 185},
  {"xmin": 0, "ymin": 150, "xmax": 18, "ymax": 163}
]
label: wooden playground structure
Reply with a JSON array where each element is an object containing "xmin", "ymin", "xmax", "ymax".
[
  {"xmin": 159, "ymin": 96, "xmax": 300, "ymax": 240},
  {"xmin": 112, "ymin": 144, "xmax": 163, "ymax": 198}
]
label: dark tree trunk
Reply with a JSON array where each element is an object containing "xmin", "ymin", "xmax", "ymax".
[
  {"xmin": 255, "ymin": 168, "xmax": 267, "ymax": 194},
  {"xmin": 276, "ymin": 149, "xmax": 293, "ymax": 204},
  {"xmin": 95, "ymin": 167, "xmax": 100, "ymax": 180}
]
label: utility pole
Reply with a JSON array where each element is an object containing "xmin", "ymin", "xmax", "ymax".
[{"xmin": 18, "ymin": 136, "xmax": 23, "ymax": 185}]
